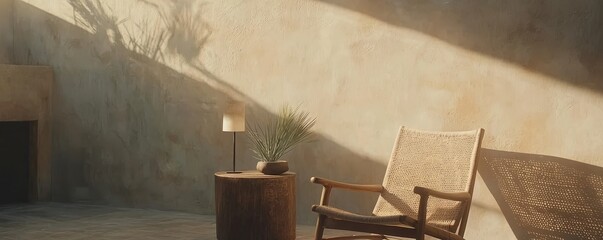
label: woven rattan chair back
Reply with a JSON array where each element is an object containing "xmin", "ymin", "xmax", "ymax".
[{"xmin": 373, "ymin": 127, "xmax": 483, "ymax": 233}]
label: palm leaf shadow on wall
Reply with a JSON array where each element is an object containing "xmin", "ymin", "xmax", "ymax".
[{"xmin": 479, "ymin": 149, "xmax": 603, "ymax": 240}]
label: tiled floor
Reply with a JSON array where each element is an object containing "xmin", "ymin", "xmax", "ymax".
[{"xmin": 0, "ymin": 203, "xmax": 361, "ymax": 240}]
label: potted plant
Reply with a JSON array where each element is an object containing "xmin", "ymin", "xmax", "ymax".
[{"xmin": 248, "ymin": 105, "xmax": 316, "ymax": 175}]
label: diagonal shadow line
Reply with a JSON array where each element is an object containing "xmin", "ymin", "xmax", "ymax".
[{"xmin": 316, "ymin": 0, "xmax": 603, "ymax": 93}]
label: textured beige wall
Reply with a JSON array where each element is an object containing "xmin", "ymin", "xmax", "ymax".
[
  {"xmin": 0, "ymin": 0, "xmax": 13, "ymax": 63},
  {"xmin": 12, "ymin": 0, "xmax": 603, "ymax": 239}
]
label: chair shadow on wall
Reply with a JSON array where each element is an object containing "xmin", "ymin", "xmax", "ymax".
[{"xmin": 478, "ymin": 149, "xmax": 603, "ymax": 240}]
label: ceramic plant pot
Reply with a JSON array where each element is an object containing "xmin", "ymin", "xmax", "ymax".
[{"xmin": 256, "ymin": 160, "xmax": 289, "ymax": 175}]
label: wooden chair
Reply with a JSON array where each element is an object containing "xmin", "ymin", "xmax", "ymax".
[{"xmin": 311, "ymin": 126, "xmax": 485, "ymax": 240}]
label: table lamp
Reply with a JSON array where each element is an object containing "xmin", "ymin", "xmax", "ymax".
[{"xmin": 223, "ymin": 102, "xmax": 245, "ymax": 173}]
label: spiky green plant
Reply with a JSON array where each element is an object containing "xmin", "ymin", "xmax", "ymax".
[{"xmin": 248, "ymin": 105, "xmax": 316, "ymax": 162}]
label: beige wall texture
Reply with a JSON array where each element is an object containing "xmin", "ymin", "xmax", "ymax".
[
  {"xmin": 10, "ymin": 0, "xmax": 603, "ymax": 239},
  {"xmin": 0, "ymin": 0, "xmax": 14, "ymax": 63}
]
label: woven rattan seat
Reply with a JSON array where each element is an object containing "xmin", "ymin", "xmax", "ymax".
[
  {"xmin": 311, "ymin": 205, "xmax": 417, "ymax": 226},
  {"xmin": 310, "ymin": 126, "xmax": 485, "ymax": 240}
]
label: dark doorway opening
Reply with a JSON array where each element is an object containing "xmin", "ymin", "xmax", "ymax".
[{"xmin": 0, "ymin": 121, "xmax": 36, "ymax": 204}]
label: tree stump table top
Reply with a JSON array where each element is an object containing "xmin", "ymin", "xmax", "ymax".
[{"xmin": 215, "ymin": 170, "xmax": 295, "ymax": 179}]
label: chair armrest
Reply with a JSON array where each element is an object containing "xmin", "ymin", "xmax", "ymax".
[
  {"xmin": 414, "ymin": 186, "xmax": 472, "ymax": 239},
  {"xmin": 413, "ymin": 186, "xmax": 471, "ymax": 202},
  {"xmin": 311, "ymin": 177, "xmax": 383, "ymax": 192}
]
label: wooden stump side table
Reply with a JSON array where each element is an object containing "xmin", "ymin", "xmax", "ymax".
[{"xmin": 215, "ymin": 171, "xmax": 296, "ymax": 240}]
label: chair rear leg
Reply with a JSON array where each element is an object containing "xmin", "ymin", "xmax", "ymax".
[{"xmin": 315, "ymin": 214, "xmax": 327, "ymax": 240}]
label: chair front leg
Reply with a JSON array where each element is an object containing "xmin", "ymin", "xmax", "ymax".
[
  {"xmin": 416, "ymin": 194, "xmax": 429, "ymax": 240},
  {"xmin": 315, "ymin": 186, "xmax": 332, "ymax": 240},
  {"xmin": 315, "ymin": 214, "xmax": 327, "ymax": 240}
]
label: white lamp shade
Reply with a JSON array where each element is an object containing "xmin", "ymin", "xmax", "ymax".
[{"xmin": 223, "ymin": 102, "xmax": 245, "ymax": 132}]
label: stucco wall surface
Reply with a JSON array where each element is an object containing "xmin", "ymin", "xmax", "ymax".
[
  {"xmin": 0, "ymin": 0, "xmax": 13, "ymax": 63},
  {"xmin": 12, "ymin": 0, "xmax": 603, "ymax": 239}
]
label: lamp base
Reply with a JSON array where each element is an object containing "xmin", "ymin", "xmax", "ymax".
[{"xmin": 226, "ymin": 171, "xmax": 242, "ymax": 174}]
